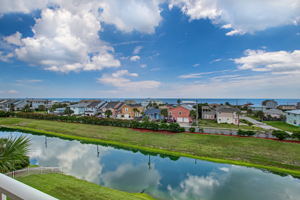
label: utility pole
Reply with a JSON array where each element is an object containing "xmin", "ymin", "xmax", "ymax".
[{"xmin": 196, "ymin": 99, "xmax": 199, "ymax": 127}]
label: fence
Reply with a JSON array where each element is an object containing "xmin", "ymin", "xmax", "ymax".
[{"xmin": 5, "ymin": 167, "xmax": 63, "ymax": 178}]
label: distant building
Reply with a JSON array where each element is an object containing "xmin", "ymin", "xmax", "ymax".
[
  {"xmin": 118, "ymin": 104, "xmax": 144, "ymax": 119},
  {"xmin": 277, "ymin": 105, "xmax": 296, "ymax": 111},
  {"xmin": 285, "ymin": 110, "xmax": 300, "ymax": 127},
  {"xmin": 168, "ymin": 105, "xmax": 193, "ymax": 123},
  {"xmin": 264, "ymin": 108, "xmax": 284, "ymax": 119},
  {"xmin": 70, "ymin": 102, "xmax": 90, "ymax": 115},
  {"xmin": 201, "ymin": 106, "xmax": 216, "ymax": 120},
  {"xmin": 84, "ymin": 101, "xmax": 106, "ymax": 116},
  {"xmin": 216, "ymin": 106, "xmax": 240, "ymax": 125},
  {"xmin": 27, "ymin": 99, "xmax": 53, "ymax": 109},
  {"xmin": 100, "ymin": 101, "xmax": 124, "ymax": 118},
  {"xmin": 262, "ymin": 100, "xmax": 278, "ymax": 109},
  {"xmin": 296, "ymin": 102, "xmax": 300, "ymax": 109},
  {"xmin": 144, "ymin": 108, "xmax": 163, "ymax": 121}
]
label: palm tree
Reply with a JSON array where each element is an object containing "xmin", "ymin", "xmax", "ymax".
[
  {"xmin": 0, "ymin": 136, "xmax": 30, "ymax": 173},
  {"xmin": 105, "ymin": 110, "xmax": 113, "ymax": 118},
  {"xmin": 133, "ymin": 108, "xmax": 140, "ymax": 117}
]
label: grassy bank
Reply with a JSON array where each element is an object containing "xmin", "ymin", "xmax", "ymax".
[
  {"xmin": 17, "ymin": 173, "xmax": 154, "ymax": 200},
  {"xmin": 1, "ymin": 117, "xmax": 300, "ymax": 177},
  {"xmin": 199, "ymin": 119, "xmax": 263, "ymax": 130},
  {"xmin": 264, "ymin": 121, "xmax": 300, "ymax": 132}
]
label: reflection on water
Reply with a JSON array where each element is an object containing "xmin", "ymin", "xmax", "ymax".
[{"xmin": 1, "ymin": 130, "xmax": 300, "ymax": 200}]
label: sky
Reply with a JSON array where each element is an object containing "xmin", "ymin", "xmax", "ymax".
[{"xmin": 0, "ymin": 0, "xmax": 300, "ymax": 98}]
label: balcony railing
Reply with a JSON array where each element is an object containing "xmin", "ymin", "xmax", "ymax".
[{"xmin": 0, "ymin": 168, "xmax": 61, "ymax": 200}]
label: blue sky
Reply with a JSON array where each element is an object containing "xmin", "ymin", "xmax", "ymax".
[{"xmin": 1, "ymin": 0, "xmax": 300, "ymax": 98}]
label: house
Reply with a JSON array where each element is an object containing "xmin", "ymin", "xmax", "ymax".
[
  {"xmin": 262, "ymin": 100, "xmax": 278, "ymax": 109},
  {"xmin": 216, "ymin": 106, "xmax": 240, "ymax": 125},
  {"xmin": 118, "ymin": 104, "xmax": 144, "ymax": 119},
  {"xmin": 144, "ymin": 108, "xmax": 163, "ymax": 121},
  {"xmin": 70, "ymin": 102, "xmax": 90, "ymax": 115},
  {"xmin": 285, "ymin": 110, "xmax": 300, "ymax": 127},
  {"xmin": 53, "ymin": 107, "xmax": 66, "ymax": 115},
  {"xmin": 168, "ymin": 105, "xmax": 193, "ymax": 123},
  {"xmin": 84, "ymin": 100, "xmax": 106, "ymax": 116},
  {"xmin": 296, "ymin": 102, "xmax": 300, "ymax": 109},
  {"xmin": 264, "ymin": 108, "xmax": 284, "ymax": 119},
  {"xmin": 201, "ymin": 105, "xmax": 216, "ymax": 120},
  {"xmin": 13, "ymin": 100, "xmax": 29, "ymax": 111},
  {"xmin": 27, "ymin": 99, "xmax": 53, "ymax": 109},
  {"xmin": 100, "ymin": 101, "xmax": 124, "ymax": 118},
  {"xmin": 277, "ymin": 105, "xmax": 296, "ymax": 111}
]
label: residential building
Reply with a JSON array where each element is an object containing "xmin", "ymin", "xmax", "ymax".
[
  {"xmin": 168, "ymin": 105, "xmax": 193, "ymax": 123},
  {"xmin": 296, "ymin": 102, "xmax": 300, "ymax": 109},
  {"xmin": 70, "ymin": 103, "xmax": 90, "ymax": 115},
  {"xmin": 216, "ymin": 106, "xmax": 240, "ymax": 125},
  {"xmin": 264, "ymin": 108, "xmax": 284, "ymax": 119},
  {"xmin": 201, "ymin": 105, "xmax": 216, "ymax": 120},
  {"xmin": 285, "ymin": 110, "xmax": 300, "ymax": 127},
  {"xmin": 144, "ymin": 108, "xmax": 163, "ymax": 121},
  {"xmin": 27, "ymin": 99, "xmax": 53, "ymax": 109},
  {"xmin": 84, "ymin": 101, "xmax": 106, "ymax": 116},
  {"xmin": 14, "ymin": 100, "xmax": 29, "ymax": 111},
  {"xmin": 118, "ymin": 104, "xmax": 144, "ymax": 119},
  {"xmin": 100, "ymin": 101, "xmax": 124, "ymax": 118},
  {"xmin": 277, "ymin": 105, "xmax": 296, "ymax": 111},
  {"xmin": 262, "ymin": 100, "xmax": 278, "ymax": 109}
]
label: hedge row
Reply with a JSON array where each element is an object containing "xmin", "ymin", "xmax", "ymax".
[
  {"xmin": 237, "ymin": 129, "xmax": 256, "ymax": 136},
  {"xmin": 1, "ymin": 112, "xmax": 185, "ymax": 133}
]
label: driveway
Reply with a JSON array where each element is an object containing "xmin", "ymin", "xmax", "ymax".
[{"xmin": 241, "ymin": 116, "xmax": 280, "ymax": 130}]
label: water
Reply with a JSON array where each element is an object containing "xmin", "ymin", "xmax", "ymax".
[
  {"xmin": 35, "ymin": 98, "xmax": 299, "ymax": 106},
  {"xmin": 1, "ymin": 130, "xmax": 300, "ymax": 200}
]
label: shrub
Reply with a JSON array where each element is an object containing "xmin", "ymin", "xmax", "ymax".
[
  {"xmin": 0, "ymin": 111, "xmax": 11, "ymax": 117},
  {"xmin": 272, "ymin": 130, "xmax": 290, "ymax": 140},
  {"xmin": 189, "ymin": 127, "xmax": 195, "ymax": 132},
  {"xmin": 292, "ymin": 131, "xmax": 300, "ymax": 141},
  {"xmin": 237, "ymin": 129, "xmax": 256, "ymax": 136}
]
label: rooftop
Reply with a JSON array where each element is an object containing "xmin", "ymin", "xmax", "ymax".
[{"xmin": 286, "ymin": 110, "xmax": 300, "ymax": 115}]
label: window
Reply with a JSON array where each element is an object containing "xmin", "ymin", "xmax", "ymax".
[
  {"xmin": 179, "ymin": 112, "xmax": 182, "ymax": 116},
  {"xmin": 125, "ymin": 108, "xmax": 128, "ymax": 112}
]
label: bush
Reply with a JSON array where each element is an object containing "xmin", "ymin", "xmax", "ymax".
[
  {"xmin": 292, "ymin": 131, "xmax": 300, "ymax": 141},
  {"xmin": 237, "ymin": 129, "xmax": 256, "ymax": 136},
  {"xmin": 189, "ymin": 127, "xmax": 195, "ymax": 132},
  {"xmin": 272, "ymin": 130, "xmax": 290, "ymax": 140},
  {"xmin": 0, "ymin": 111, "xmax": 11, "ymax": 117},
  {"xmin": 9, "ymin": 112, "xmax": 186, "ymax": 133}
]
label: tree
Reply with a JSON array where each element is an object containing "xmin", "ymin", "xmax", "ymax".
[
  {"xmin": 38, "ymin": 105, "xmax": 46, "ymax": 111},
  {"xmin": 292, "ymin": 131, "xmax": 300, "ymax": 141},
  {"xmin": 160, "ymin": 109, "xmax": 168, "ymax": 119},
  {"xmin": 255, "ymin": 111, "xmax": 264, "ymax": 121},
  {"xmin": 177, "ymin": 99, "xmax": 182, "ymax": 105},
  {"xmin": 0, "ymin": 136, "xmax": 30, "ymax": 173},
  {"xmin": 133, "ymin": 108, "xmax": 140, "ymax": 117},
  {"xmin": 105, "ymin": 110, "xmax": 112, "ymax": 118},
  {"xmin": 272, "ymin": 130, "xmax": 289, "ymax": 140},
  {"xmin": 189, "ymin": 110, "xmax": 197, "ymax": 121},
  {"xmin": 22, "ymin": 104, "xmax": 31, "ymax": 112},
  {"xmin": 64, "ymin": 107, "xmax": 74, "ymax": 115}
]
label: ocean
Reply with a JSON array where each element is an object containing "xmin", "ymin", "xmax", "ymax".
[{"xmin": 47, "ymin": 98, "xmax": 300, "ymax": 106}]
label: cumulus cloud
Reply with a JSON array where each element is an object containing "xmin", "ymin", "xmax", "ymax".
[
  {"xmin": 169, "ymin": 0, "xmax": 300, "ymax": 35},
  {"xmin": 235, "ymin": 49, "xmax": 300, "ymax": 74},
  {"xmin": 98, "ymin": 70, "xmax": 160, "ymax": 90},
  {"xmin": 130, "ymin": 55, "xmax": 141, "ymax": 61},
  {"xmin": 0, "ymin": 0, "xmax": 164, "ymax": 72}
]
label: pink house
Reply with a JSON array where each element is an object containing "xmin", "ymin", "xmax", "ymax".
[{"xmin": 168, "ymin": 105, "xmax": 193, "ymax": 123}]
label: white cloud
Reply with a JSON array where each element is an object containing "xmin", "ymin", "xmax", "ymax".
[
  {"xmin": 16, "ymin": 79, "xmax": 43, "ymax": 83},
  {"xmin": 140, "ymin": 64, "xmax": 147, "ymax": 68},
  {"xmin": 4, "ymin": 32, "xmax": 23, "ymax": 46},
  {"xmin": 235, "ymin": 49, "xmax": 300, "ymax": 74},
  {"xmin": 98, "ymin": 69, "xmax": 160, "ymax": 91},
  {"xmin": 130, "ymin": 55, "xmax": 141, "ymax": 61},
  {"xmin": 169, "ymin": 0, "xmax": 300, "ymax": 35},
  {"xmin": 99, "ymin": 0, "xmax": 162, "ymax": 34},
  {"xmin": 12, "ymin": 8, "xmax": 120, "ymax": 73},
  {"xmin": 0, "ymin": 90, "xmax": 18, "ymax": 94},
  {"xmin": 0, "ymin": 51, "xmax": 13, "ymax": 62},
  {"xmin": 192, "ymin": 63, "xmax": 200, "ymax": 67},
  {"xmin": 133, "ymin": 46, "xmax": 143, "ymax": 54},
  {"xmin": 0, "ymin": 0, "xmax": 49, "ymax": 14}
]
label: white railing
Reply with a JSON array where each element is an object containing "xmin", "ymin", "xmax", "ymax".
[{"xmin": 0, "ymin": 173, "xmax": 58, "ymax": 200}]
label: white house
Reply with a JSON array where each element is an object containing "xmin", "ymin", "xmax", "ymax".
[
  {"xmin": 70, "ymin": 103, "xmax": 90, "ymax": 115},
  {"xmin": 285, "ymin": 110, "xmax": 300, "ymax": 127},
  {"xmin": 216, "ymin": 106, "xmax": 240, "ymax": 125}
]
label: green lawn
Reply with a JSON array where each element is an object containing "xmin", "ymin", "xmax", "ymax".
[
  {"xmin": 263, "ymin": 121, "xmax": 300, "ymax": 132},
  {"xmin": 0, "ymin": 117, "xmax": 300, "ymax": 176},
  {"xmin": 199, "ymin": 119, "xmax": 263, "ymax": 131},
  {"xmin": 17, "ymin": 173, "xmax": 154, "ymax": 200}
]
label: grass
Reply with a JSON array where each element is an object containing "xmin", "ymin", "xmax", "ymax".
[
  {"xmin": 0, "ymin": 117, "xmax": 300, "ymax": 177},
  {"xmin": 199, "ymin": 119, "xmax": 263, "ymax": 131},
  {"xmin": 263, "ymin": 121, "xmax": 300, "ymax": 132},
  {"xmin": 17, "ymin": 173, "xmax": 154, "ymax": 200}
]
